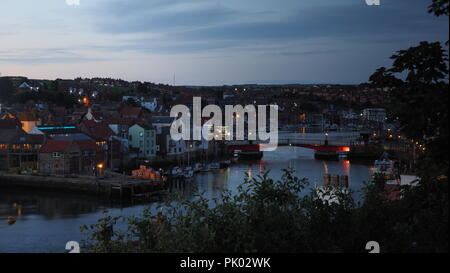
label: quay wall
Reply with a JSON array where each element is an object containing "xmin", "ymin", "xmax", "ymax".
[{"xmin": 0, "ymin": 173, "xmax": 107, "ymax": 196}]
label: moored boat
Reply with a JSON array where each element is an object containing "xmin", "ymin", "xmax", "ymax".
[
  {"xmin": 208, "ymin": 161, "xmax": 221, "ymax": 170},
  {"xmin": 373, "ymin": 153, "xmax": 400, "ymax": 185},
  {"xmin": 7, "ymin": 216, "xmax": 16, "ymax": 225},
  {"xmin": 220, "ymin": 160, "xmax": 231, "ymax": 168}
]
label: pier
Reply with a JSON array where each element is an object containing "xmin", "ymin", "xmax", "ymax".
[{"xmin": 0, "ymin": 172, "xmax": 168, "ymax": 201}]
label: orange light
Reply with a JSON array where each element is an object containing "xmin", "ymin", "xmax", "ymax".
[
  {"xmin": 97, "ymin": 164, "xmax": 104, "ymax": 169},
  {"xmin": 342, "ymin": 147, "xmax": 351, "ymax": 152}
]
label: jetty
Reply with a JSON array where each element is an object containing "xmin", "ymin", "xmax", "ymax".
[{"xmin": 0, "ymin": 172, "xmax": 167, "ymax": 201}]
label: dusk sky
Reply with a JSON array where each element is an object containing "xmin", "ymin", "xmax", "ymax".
[{"xmin": 0, "ymin": 0, "xmax": 448, "ymax": 85}]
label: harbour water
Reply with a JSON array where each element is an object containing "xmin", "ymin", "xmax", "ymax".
[{"xmin": 0, "ymin": 147, "xmax": 373, "ymax": 253}]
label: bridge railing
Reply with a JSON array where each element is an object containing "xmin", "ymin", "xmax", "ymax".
[{"xmin": 225, "ymin": 132, "xmax": 360, "ymax": 147}]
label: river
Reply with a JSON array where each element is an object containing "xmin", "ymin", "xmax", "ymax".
[{"xmin": 0, "ymin": 147, "xmax": 373, "ymax": 253}]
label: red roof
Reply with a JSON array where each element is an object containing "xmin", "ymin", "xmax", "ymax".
[
  {"xmin": 75, "ymin": 139, "xmax": 102, "ymax": 152},
  {"xmin": 40, "ymin": 140, "xmax": 72, "ymax": 153},
  {"xmin": 80, "ymin": 120, "xmax": 115, "ymax": 141},
  {"xmin": 106, "ymin": 117, "xmax": 135, "ymax": 126},
  {"xmin": 17, "ymin": 111, "xmax": 38, "ymax": 122},
  {"xmin": 40, "ymin": 139, "xmax": 101, "ymax": 153},
  {"xmin": 120, "ymin": 107, "xmax": 142, "ymax": 117}
]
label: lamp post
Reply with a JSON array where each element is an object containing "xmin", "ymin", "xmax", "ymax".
[
  {"xmin": 97, "ymin": 163, "xmax": 104, "ymax": 177},
  {"xmin": 325, "ymin": 132, "xmax": 329, "ymax": 146}
]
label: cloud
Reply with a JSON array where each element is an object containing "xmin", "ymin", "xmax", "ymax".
[
  {"xmin": 86, "ymin": 0, "xmax": 448, "ymax": 55},
  {"xmin": 66, "ymin": 0, "xmax": 80, "ymax": 6},
  {"xmin": 92, "ymin": 0, "xmax": 236, "ymax": 34},
  {"xmin": 0, "ymin": 48, "xmax": 102, "ymax": 64}
]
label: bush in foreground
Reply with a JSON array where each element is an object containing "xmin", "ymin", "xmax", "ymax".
[{"xmin": 81, "ymin": 169, "xmax": 448, "ymax": 253}]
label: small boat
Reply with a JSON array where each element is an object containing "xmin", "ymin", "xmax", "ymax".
[
  {"xmin": 171, "ymin": 167, "xmax": 183, "ymax": 177},
  {"xmin": 183, "ymin": 169, "xmax": 194, "ymax": 179},
  {"xmin": 7, "ymin": 216, "xmax": 16, "ymax": 225},
  {"xmin": 208, "ymin": 161, "xmax": 221, "ymax": 170},
  {"xmin": 193, "ymin": 163, "xmax": 203, "ymax": 173},
  {"xmin": 200, "ymin": 166, "xmax": 211, "ymax": 173},
  {"xmin": 236, "ymin": 150, "xmax": 264, "ymax": 160},
  {"xmin": 220, "ymin": 160, "xmax": 231, "ymax": 168}
]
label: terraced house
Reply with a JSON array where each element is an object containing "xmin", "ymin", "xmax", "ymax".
[{"xmin": 128, "ymin": 123, "xmax": 157, "ymax": 159}]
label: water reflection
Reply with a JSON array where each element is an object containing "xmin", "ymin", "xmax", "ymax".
[
  {"xmin": 0, "ymin": 147, "xmax": 372, "ymax": 253},
  {"xmin": 0, "ymin": 188, "xmax": 106, "ymax": 220}
]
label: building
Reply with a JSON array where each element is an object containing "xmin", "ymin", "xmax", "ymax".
[
  {"xmin": 18, "ymin": 82, "xmax": 40, "ymax": 92},
  {"xmin": 362, "ymin": 108, "xmax": 387, "ymax": 122},
  {"xmin": 39, "ymin": 139, "xmax": 103, "ymax": 175},
  {"xmin": 150, "ymin": 116, "xmax": 176, "ymax": 134},
  {"xmin": 155, "ymin": 126, "xmax": 187, "ymax": 162},
  {"xmin": 17, "ymin": 111, "xmax": 41, "ymax": 133},
  {"xmin": 0, "ymin": 120, "xmax": 44, "ymax": 173},
  {"xmin": 128, "ymin": 124, "xmax": 157, "ymax": 159},
  {"xmin": 31, "ymin": 125, "xmax": 92, "ymax": 141},
  {"xmin": 119, "ymin": 107, "xmax": 143, "ymax": 120}
]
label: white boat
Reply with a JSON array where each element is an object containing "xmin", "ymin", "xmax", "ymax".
[
  {"xmin": 208, "ymin": 162, "xmax": 221, "ymax": 170},
  {"xmin": 193, "ymin": 163, "xmax": 203, "ymax": 173},
  {"xmin": 183, "ymin": 169, "xmax": 194, "ymax": 179},
  {"xmin": 171, "ymin": 167, "xmax": 183, "ymax": 177}
]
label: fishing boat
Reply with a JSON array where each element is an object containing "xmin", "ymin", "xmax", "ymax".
[{"xmin": 373, "ymin": 153, "xmax": 400, "ymax": 185}]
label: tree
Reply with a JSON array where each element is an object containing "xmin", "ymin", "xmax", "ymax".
[
  {"xmin": 369, "ymin": 45, "xmax": 448, "ymax": 178},
  {"xmin": 428, "ymin": 0, "xmax": 449, "ymax": 17},
  {"xmin": 366, "ymin": 0, "xmax": 449, "ymax": 252},
  {"xmin": 81, "ymin": 169, "xmax": 448, "ymax": 253},
  {"xmin": 0, "ymin": 77, "xmax": 15, "ymax": 103}
]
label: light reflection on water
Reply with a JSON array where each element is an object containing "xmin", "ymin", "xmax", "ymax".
[{"xmin": 0, "ymin": 147, "xmax": 372, "ymax": 253}]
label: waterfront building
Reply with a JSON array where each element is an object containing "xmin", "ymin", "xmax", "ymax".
[
  {"xmin": 38, "ymin": 139, "xmax": 103, "ymax": 175},
  {"xmin": 0, "ymin": 119, "xmax": 44, "ymax": 173},
  {"xmin": 128, "ymin": 123, "xmax": 157, "ymax": 159}
]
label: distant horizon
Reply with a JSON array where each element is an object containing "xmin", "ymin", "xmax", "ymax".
[{"xmin": 0, "ymin": 73, "xmax": 367, "ymax": 87}]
